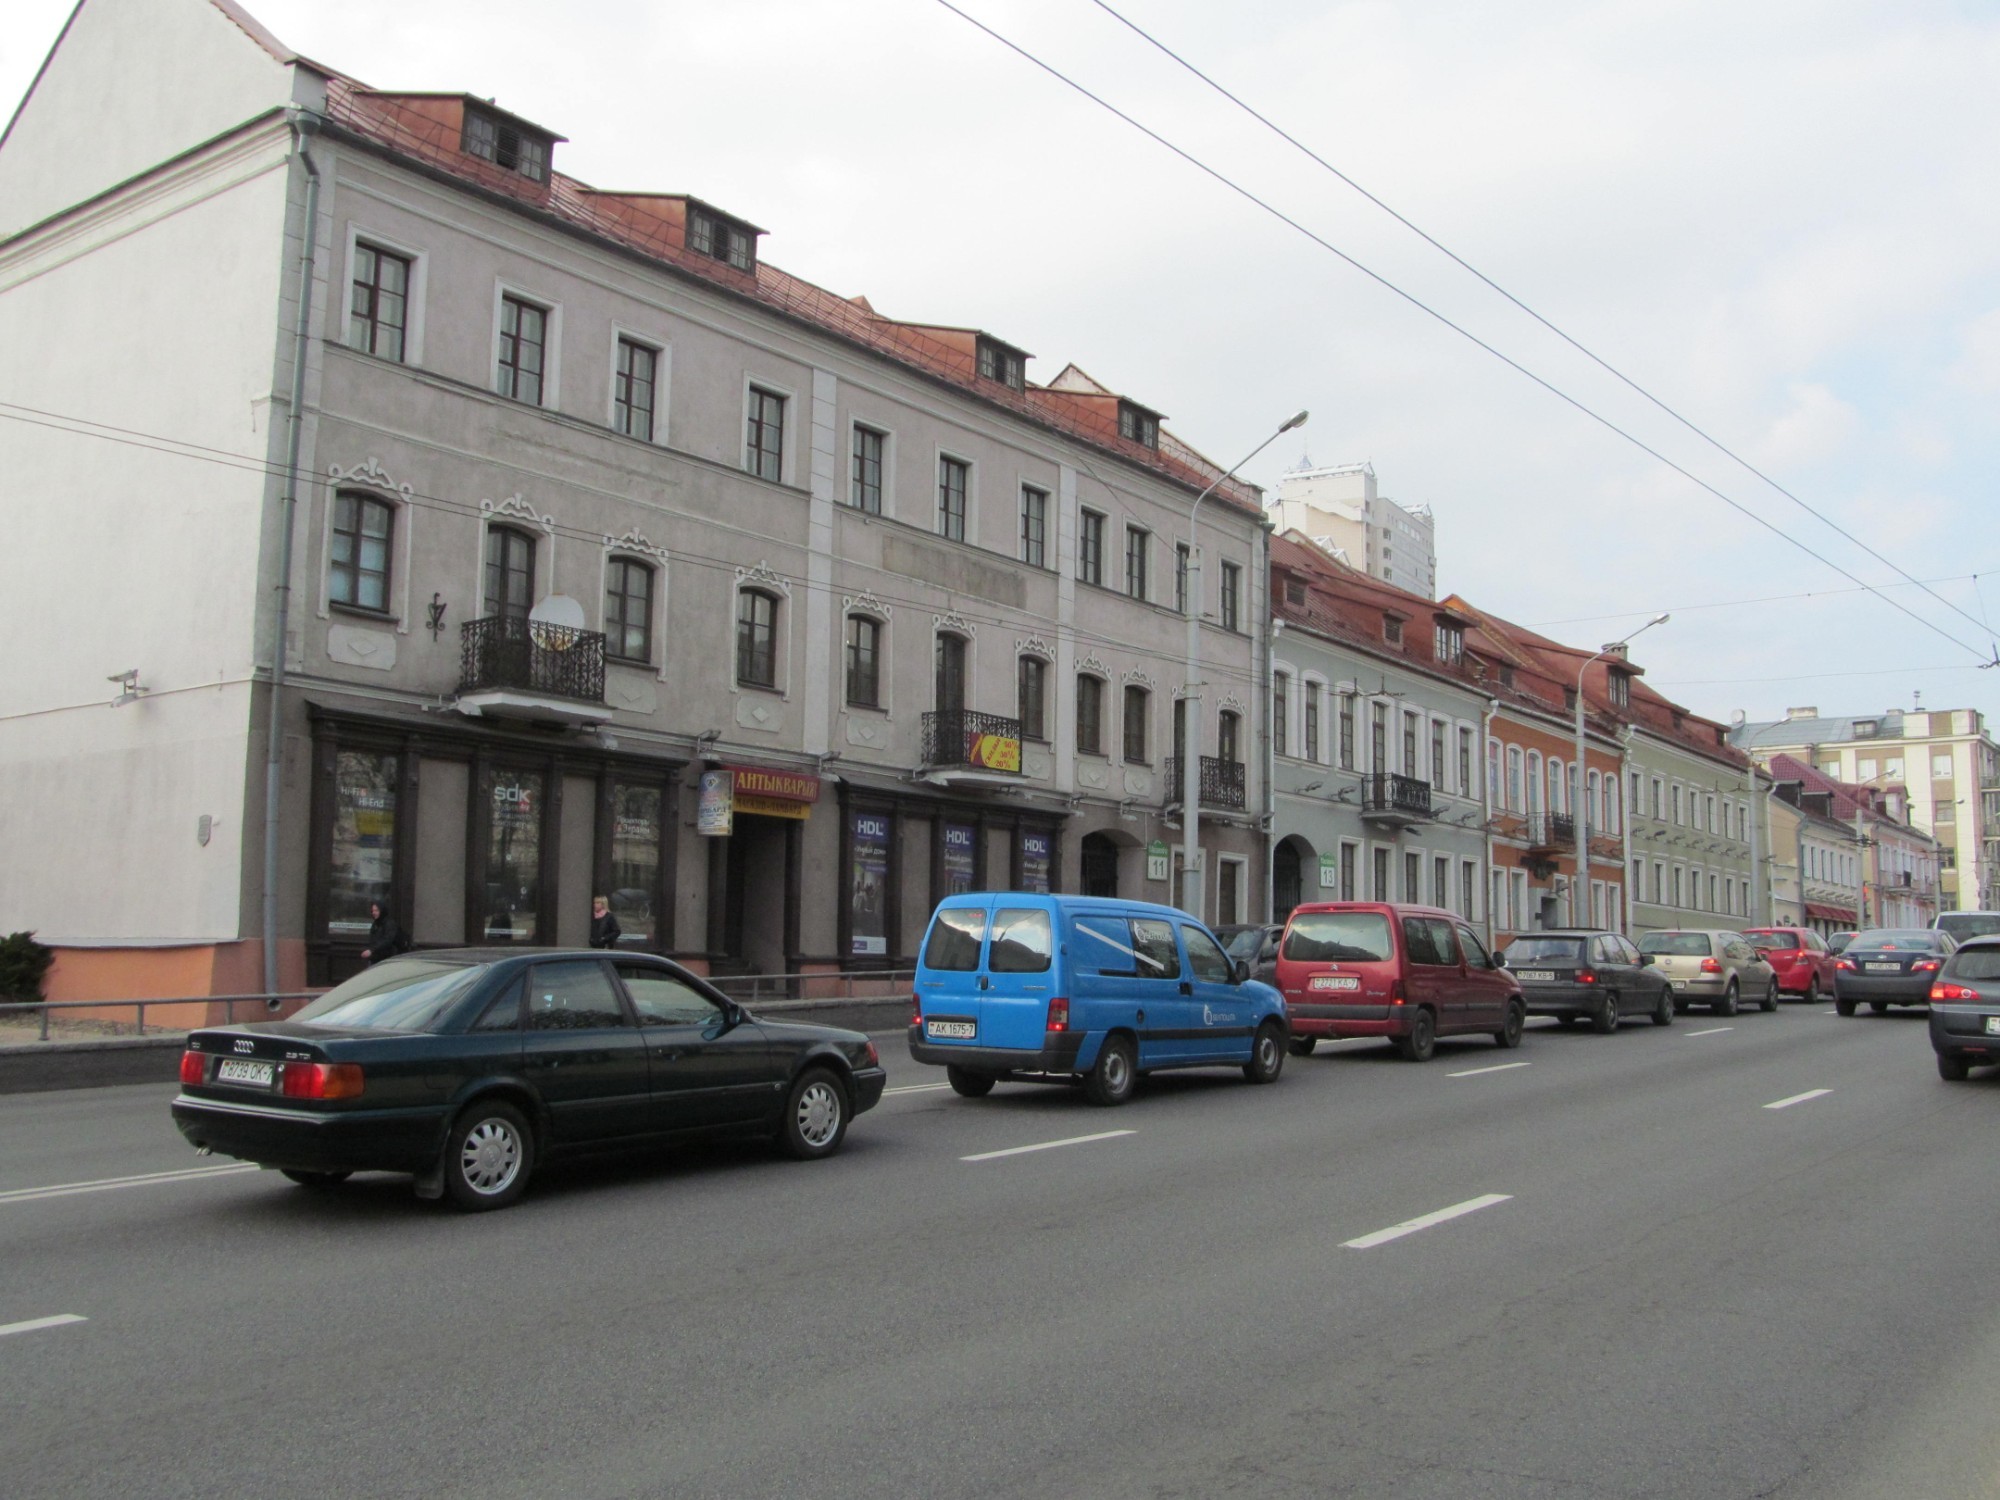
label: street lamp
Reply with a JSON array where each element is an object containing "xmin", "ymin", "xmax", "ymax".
[
  {"xmin": 1181, "ymin": 409, "xmax": 1308, "ymax": 917},
  {"xmin": 1575, "ymin": 612, "xmax": 1668, "ymax": 929}
]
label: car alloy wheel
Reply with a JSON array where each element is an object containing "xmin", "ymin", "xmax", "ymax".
[
  {"xmin": 781, "ymin": 1068, "xmax": 849, "ymax": 1159},
  {"xmin": 444, "ymin": 1101, "xmax": 533, "ymax": 1212}
]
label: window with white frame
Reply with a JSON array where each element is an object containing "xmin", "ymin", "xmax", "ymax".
[{"xmin": 746, "ymin": 387, "xmax": 785, "ymax": 481}]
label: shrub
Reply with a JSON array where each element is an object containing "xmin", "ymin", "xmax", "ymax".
[{"xmin": 0, "ymin": 931, "xmax": 54, "ymax": 1004}]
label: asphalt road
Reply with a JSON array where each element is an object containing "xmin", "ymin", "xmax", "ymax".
[{"xmin": 4, "ymin": 1005, "xmax": 1997, "ymax": 1500}]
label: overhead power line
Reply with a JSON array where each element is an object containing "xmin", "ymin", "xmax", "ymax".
[
  {"xmin": 928, "ymin": 0, "xmax": 1997, "ymax": 667},
  {"xmin": 1084, "ymin": 0, "xmax": 2000, "ymax": 656},
  {"xmin": 1527, "ymin": 570, "xmax": 1997, "ymax": 628}
]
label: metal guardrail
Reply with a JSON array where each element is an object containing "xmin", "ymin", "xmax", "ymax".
[{"xmin": 0, "ymin": 993, "xmax": 316, "ymax": 1043}]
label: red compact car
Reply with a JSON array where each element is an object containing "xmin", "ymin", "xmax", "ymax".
[{"xmin": 1740, "ymin": 927, "xmax": 1839, "ymax": 1002}]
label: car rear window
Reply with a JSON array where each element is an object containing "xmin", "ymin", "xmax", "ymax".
[
  {"xmin": 290, "ymin": 959, "xmax": 483, "ymax": 1031},
  {"xmin": 1638, "ymin": 933, "xmax": 1711, "ymax": 956},
  {"xmin": 1937, "ymin": 914, "xmax": 2000, "ymax": 943},
  {"xmin": 923, "ymin": 907, "xmax": 987, "ymax": 972},
  {"xmin": 1945, "ymin": 947, "xmax": 2000, "ymax": 981},
  {"xmin": 987, "ymin": 909, "xmax": 1052, "ymax": 974},
  {"xmin": 1850, "ymin": 930, "xmax": 1941, "ymax": 951},
  {"xmin": 1744, "ymin": 932, "xmax": 1796, "ymax": 952},
  {"xmin": 1501, "ymin": 936, "xmax": 1586, "ymax": 965},
  {"xmin": 1283, "ymin": 912, "xmax": 1393, "ymax": 963}
]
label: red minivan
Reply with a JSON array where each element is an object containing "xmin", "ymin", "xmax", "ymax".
[
  {"xmin": 1275, "ymin": 902, "xmax": 1525, "ymax": 1062},
  {"xmin": 1740, "ymin": 927, "xmax": 1838, "ymax": 1002}
]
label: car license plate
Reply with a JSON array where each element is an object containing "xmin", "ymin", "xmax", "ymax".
[
  {"xmin": 1517, "ymin": 970, "xmax": 1556, "ymax": 982},
  {"xmin": 1309, "ymin": 975, "xmax": 1359, "ymax": 991},
  {"xmin": 1865, "ymin": 962, "xmax": 1901, "ymax": 973},
  {"xmin": 1670, "ymin": 980, "xmax": 1687, "ymax": 991},
  {"xmin": 215, "ymin": 1058, "xmax": 274, "ymax": 1087},
  {"xmin": 926, "ymin": 1020, "xmax": 976, "ymax": 1040},
  {"xmin": 1985, "ymin": 1017, "xmax": 2000, "ymax": 1035}
]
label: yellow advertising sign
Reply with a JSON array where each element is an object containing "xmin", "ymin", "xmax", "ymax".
[
  {"xmin": 733, "ymin": 792, "xmax": 812, "ymax": 820},
  {"xmin": 969, "ymin": 733, "xmax": 1021, "ymax": 772}
]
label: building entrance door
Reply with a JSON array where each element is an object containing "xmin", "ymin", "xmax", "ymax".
[
  {"xmin": 1081, "ymin": 832, "xmax": 1120, "ymax": 898},
  {"xmin": 718, "ymin": 814, "xmax": 794, "ymax": 974}
]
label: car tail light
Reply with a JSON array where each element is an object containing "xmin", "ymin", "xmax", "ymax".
[
  {"xmin": 911, "ymin": 994, "xmax": 923, "ymax": 1027},
  {"xmin": 1389, "ymin": 979, "xmax": 1406, "ymax": 1006},
  {"xmin": 1577, "ymin": 969, "xmax": 1597, "ymax": 985},
  {"xmin": 179, "ymin": 1050, "xmax": 206, "ymax": 1086},
  {"xmin": 861, "ymin": 1041, "xmax": 880, "ymax": 1066},
  {"xmin": 1932, "ymin": 982, "xmax": 1980, "ymax": 1001},
  {"xmin": 1700, "ymin": 957, "xmax": 1722, "ymax": 974},
  {"xmin": 1046, "ymin": 997, "xmax": 1070, "ymax": 1033},
  {"xmin": 279, "ymin": 1062, "xmax": 364, "ymax": 1100},
  {"xmin": 1836, "ymin": 958, "xmax": 1856, "ymax": 972},
  {"xmin": 1913, "ymin": 959, "xmax": 1942, "ymax": 974}
]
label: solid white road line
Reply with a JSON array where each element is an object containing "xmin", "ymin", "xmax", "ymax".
[
  {"xmin": 883, "ymin": 1082, "xmax": 954, "ymax": 1096},
  {"xmin": 1343, "ymin": 1194, "xmax": 1512, "ymax": 1249},
  {"xmin": 0, "ymin": 1163, "xmax": 257, "ymax": 1206},
  {"xmin": 1765, "ymin": 1088, "xmax": 1833, "ymax": 1111},
  {"xmin": 0, "ymin": 1315, "xmax": 87, "ymax": 1339},
  {"xmin": 1684, "ymin": 1027, "xmax": 1735, "ymax": 1037},
  {"xmin": 1446, "ymin": 1062, "xmax": 1530, "ymax": 1078},
  {"xmin": 962, "ymin": 1130, "xmax": 1135, "ymax": 1162}
]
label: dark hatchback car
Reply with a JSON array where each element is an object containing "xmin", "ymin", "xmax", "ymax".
[
  {"xmin": 1499, "ymin": 930, "xmax": 1674, "ymax": 1032},
  {"xmin": 1834, "ymin": 929, "xmax": 1958, "ymax": 1016},
  {"xmin": 171, "ymin": 950, "xmax": 887, "ymax": 1211},
  {"xmin": 1928, "ymin": 936, "xmax": 2000, "ymax": 1080},
  {"xmin": 1216, "ymin": 923, "xmax": 1282, "ymax": 985}
]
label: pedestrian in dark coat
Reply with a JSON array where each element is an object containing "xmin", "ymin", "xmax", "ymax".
[
  {"xmin": 590, "ymin": 895, "xmax": 622, "ymax": 950},
  {"xmin": 361, "ymin": 901, "xmax": 410, "ymax": 965}
]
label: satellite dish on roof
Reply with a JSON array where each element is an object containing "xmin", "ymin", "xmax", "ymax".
[{"xmin": 529, "ymin": 593, "xmax": 587, "ymax": 649}]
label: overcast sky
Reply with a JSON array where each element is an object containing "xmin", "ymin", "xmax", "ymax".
[{"xmin": 7, "ymin": 0, "xmax": 1998, "ymax": 731}]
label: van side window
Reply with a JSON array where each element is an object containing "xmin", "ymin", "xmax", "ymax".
[
  {"xmin": 1401, "ymin": 917, "xmax": 1444, "ymax": 966},
  {"xmin": 1131, "ymin": 919, "xmax": 1182, "ymax": 979},
  {"xmin": 924, "ymin": 907, "xmax": 987, "ymax": 972},
  {"xmin": 1076, "ymin": 916, "xmax": 1141, "ymax": 976},
  {"xmin": 1183, "ymin": 925, "xmax": 1232, "ymax": 983},
  {"xmin": 1423, "ymin": 918, "xmax": 1461, "ymax": 965},
  {"xmin": 1456, "ymin": 926, "xmax": 1494, "ymax": 969},
  {"xmin": 988, "ymin": 908, "xmax": 1053, "ymax": 974}
]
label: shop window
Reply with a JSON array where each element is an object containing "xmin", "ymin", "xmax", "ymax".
[
  {"xmin": 482, "ymin": 767, "xmax": 544, "ymax": 943},
  {"xmin": 329, "ymin": 750, "xmax": 398, "ymax": 942}
]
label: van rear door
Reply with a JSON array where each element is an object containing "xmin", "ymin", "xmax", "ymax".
[
  {"xmin": 916, "ymin": 900, "xmax": 991, "ymax": 1050},
  {"xmin": 977, "ymin": 905, "xmax": 1060, "ymax": 1050}
]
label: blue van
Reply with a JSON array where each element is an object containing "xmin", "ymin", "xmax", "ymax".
[{"xmin": 907, "ymin": 893, "xmax": 1290, "ymax": 1106}]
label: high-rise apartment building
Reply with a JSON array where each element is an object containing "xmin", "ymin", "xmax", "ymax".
[{"xmin": 1269, "ymin": 462, "xmax": 1436, "ymax": 599}]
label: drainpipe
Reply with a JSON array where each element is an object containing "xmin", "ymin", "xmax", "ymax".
[
  {"xmin": 262, "ymin": 108, "xmax": 322, "ymax": 995},
  {"xmin": 1482, "ymin": 696, "xmax": 1499, "ymax": 951}
]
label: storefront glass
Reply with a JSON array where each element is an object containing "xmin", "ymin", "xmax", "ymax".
[
  {"xmin": 942, "ymin": 821, "xmax": 977, "ymax": 896},
  {"xmin": 484, "ymin": 767, "xmax": 544, "ymax": 942},
  {"xmin": 610, "ymin": 783, "xmax": 661, "ymax": 949},
  {"xmin": 1019, "ymin": 829, "xmax": 1052, "ymax": 893},
  {"xmin": 850, "ymin": 809, "xmax": 891, "ymax": 955},
  {"xmin": 329, "ymin": 750, "xmax": 398, "ymax": 938}
]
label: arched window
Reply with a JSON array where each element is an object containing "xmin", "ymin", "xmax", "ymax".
[
  {"xmin": 1217, "ymin": 709, "xmax": 1241, "ymax": 765},
  {"xmin": 604, "ymin": 557, "xmax": 654, "ymax": 663},
  {"xmin": 1076, "ymin": 675, "xmax": 1105, "ymax": 756},
  {"xmin": 1526, "ymin": 751, "xmax": 1543, "ymax": 817},
  {"xmin": 331, "ymin": 492, "xmax": 394, "ymax": 612},
  {"xmin": 845, "ymin": 615, "xmax": 881, "ymax": 707},
  {"xmin": 1123, "ymin": 685, "xmax": 1150, "ymax": 763},
  {"xmin": 736, "ymin": 589, "xmax": 778, "ymax": 687},
  {"xmin": 484, "ymin": 525, "xmax": 536, "ymax": 622},
  {"xmin": 1272, "ymin": 672, "xmax": 1290, "ymax": 757},
  {"xmin": 1017, "ymin": 655, "xmax": 1047, "ymax": 741}
]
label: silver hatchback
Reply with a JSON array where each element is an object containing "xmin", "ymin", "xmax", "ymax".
[{"xmin": 1635, "ymin": 930, "xmax": 1778, "ymax": 1015}]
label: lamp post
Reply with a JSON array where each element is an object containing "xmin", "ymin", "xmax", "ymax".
[
  {"xmin": 1181, "ymin": 409, "xmax": 1308, "ymax": 918},
  {"xmin": 1574, "ymin": 612, "xmax": 1668, "ymax": 929}
]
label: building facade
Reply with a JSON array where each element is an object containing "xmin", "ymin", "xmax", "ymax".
[
  {"xmin": 1268, "ymin": 462, "xmax": 1436, "ymax": 599},
  {"xmin": 1766, "ymin": 755, "xmax": 1940, "ymax": 932},
  {"xmin": 0, "ymin": 0, "xmax": 1270, "ymax": 997}
]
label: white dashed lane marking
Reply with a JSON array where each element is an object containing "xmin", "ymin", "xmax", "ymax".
[
  {"xmin": 883, "ymin": 1082, "xmax": 953, "ymax": 1096},
  {"xmin": 0, "ymin": 1315, "xmax": 87, "ymax": 1339},
  {"xmin": 1446, "ymin": 1062, "xmax": 1530, "ymax": 1078},
  {"xmin": 962, "ymin": 1130, "xmax": 1136, "ymax": 1162},
  {"xmin": 1343, "ymin": 1194, "xmax": 1513, "ymax": 1249},
  {"xmin": 1684, "ymin": 1027, "xmax": 1735, "ymax": 1037},
  {"xmin": 0, "ymin": 1163, "xmax": 257, "ymax": 1206},
  {"xmin": 1765, "ymin": 1089, "xmax": 1833, "ymax": 1111}
]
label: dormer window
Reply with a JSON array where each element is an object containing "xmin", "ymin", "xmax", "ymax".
[
  {"xmin": 688, "ymin": 205, "xmax": 757, "ymax": 271},
  {"xmin": 462, "ymin": 107, "xmax": 550, "ymax": 183},
  {"xmin": 1609, "ymin": 668, "xmax": 1631, "ymax": 707},
  {"xmin": 1382, "ymin": 614, "xmax": 1404, "ymax": 646},
  {"xmin": 1499, "ymin": 665, "xmax": 1516, "ymax": 689},
  {"xmin": 1117, "ymin": 400, "xmax": 1160, "ymax": 449},
  {"xmin": 1854, "ymin": 718, "xmax": 1878, "ymax": 738},
  {"xmin": 976, "ymin": 337, "xmax": 1026, "ymax": 392},
  {"xmin": 1433, "ymin": 619, "xmax": 1463, "ymax": 666},
  {"xmin": 1285, "ymin": 577, "xmax": 1307, "ymax": 606}
]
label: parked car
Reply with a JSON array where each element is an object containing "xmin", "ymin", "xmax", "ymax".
[
  {"xmin": 1741, "ymin": 927, "xmax": 1840, "ymax": 1003},
  {"xmin": 1927, "ymin": 935, "xmax": 2000, "ymax": 1080},
  {"xmin": 1827, "ymin": 930, "xmax": 1856, "ymax": 957},
  {"xmin": 1500, "ymin": 929, "xmax": 1673, "ymax": 1032},
  {"xmin": 1276, "ymin": 903, "xmax": 1524, "ymax": 1062},
  {"xmin": 1833, "ymin": 929, "xmax": 1958, "ymax": 1015},
  {"xmin": 908, "ymin": 894, "xmax": 1288, "ymax": 1105},
  {"xmin": 1635, "ymin": 930, "xmax": 1779, "ymax": 1014},
  {"xmin": 1216, "ymin": 922, "xmax": 1282, "ymax": 984},
  {"xmin": 1934, "ymin": 911, "xmax": 2000, "ymax": 945},
  {"xmin": 172, "ymin": 950, "xmax": 886, "ymax": 1211}
]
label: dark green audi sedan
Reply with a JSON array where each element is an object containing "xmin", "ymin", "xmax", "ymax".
[{"xmin": 171, "ymin": 950, "xmax": 886, "ymax": 1211}]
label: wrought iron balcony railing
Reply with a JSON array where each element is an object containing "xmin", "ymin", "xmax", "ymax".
[
  {"xmin": 459, "ymin": 616, "xmax": 607, "ymax": 703},
  {"xmin": 1524, "ymin": 812, "xmax": 1576, "ymax": 849},
  {"xmin": 1360, "ymin": 772, "xmax": 1432, "ymax": 824},
  {"xmin": 1165, "ymin": 756, "xmax": 1247, "ymax": 811},
  {"xmin": 921, "ymin": 709, "xmax": 1023, "ymax": 774}
]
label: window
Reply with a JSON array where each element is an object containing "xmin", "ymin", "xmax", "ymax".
[
  {"xmin": 1079, "ymin": 510, "xmax": 1105, "ymax": 585},
  {"xmin": 1125, "ymin": 526, "xmax": 1149, "ymax": 600},
  {"xmin": 1434, "ymin": 620, "xmax": 1463, "ymax": 665},
  {"xmin": 976, "ymin": 336, "xmax": 1025, "ymax": 391},
  {"xmin": 497, "ymin": 294, "xmax": 547, "ymax": 405},
  {"xmin": 620, "ymin": 967, "xmax": 722, "ymax": 1027},
  {"xmin": 1373, "ymin": 846, "xmax": 1391, "ymax": 902},
  {"xmin": 348, "ymin": 242, "xmax": 410, "ymax": 361},
  {"xmin": 1340, "ymin": 842, "xmax": 1357, "ymax": 901},
  {"xmin": 687, "ymin": 205, "xmax": 756, "ymax": 270},
  {"xmin": 1526, "ymin": 751, "xmax": 1543, "ymax": 818},
  {"xmin": 935, "ymin": 633, "xmax": 966, "ymax": 715},
  {"xmin": 1459, "ymin": 728, "xmax": 1474, "ymax": 797},
  {"xmin": 462, "ymin": 108, "xmax": 549, "ymax": 183},
  {"xmin": 1461, "ymin": 862, "xmax": 1478, "ymax": 920},
  {"xmin": 1383, "ymin": 615, "xmax": 1404, "ymax": 646},
  {"xmin": 1273, "ymin": 672, "xmax": 1289, "ymax": 755},
  {"xmin": 1285, "ymin": 576, "xmax": 1307, "ymax": 606},
  {"xmin": 1219, "ymin": 562, "xmax": 1242, "ymax": 632},
  {"xmin": 614, "ymin": 338, "xmax": 657, "ymax": 441},
  {"xmin": 746, "ymin": 388, "xmax": 785, "ymax": 481},
  {"xmin": 935, "ymin": 456, "xmax": 969, "ymax": 542},
  {"xmin": 1651, "ymin": 777, "xmax": 1664, "ymax": 819},
  {"xmin": 1403, "ymin": 711, "xmax": 1420, "ymax": 776},
  {"xmin": 1123, "ymin": 685, "xmax": 1149, "ymax": 762},
  {"xmin": 1431, "ymin": 721, "xmax": 1446, "ymax": 789},
  {"xmin": 328, "ymin": 749, "xmax": 399, "ymax": 940},
  {"xmin": 1018, "ymin": 656, "xmax": 1047, "ymax": 741},
  {"xmin": 1117, "ymin": 400, "xmax": 1159, "ymax": 448},
  {"xmin": 1671, "ymin": 784, "xmax": 1683, "ymax": 824},
  {"xmin": 1507, "ymin": 746, "xmax": 1523, "ymax": 811},
  {"xmin": 330, "ymin": 493, "xmax": 393, "ymax": 613},
  {"xmin": 1338, "ymin": 694, "xmax": 1355, "ymax": 769},
  {"xmin": 1020, "ymin": 486, "xmax": 1047, "ymax": 566},
  {"xmin": 736, "ymin": 590, "xmax": 778, "ymax": 688},
  {"xmin": 1434, "ymin": 855, "xmax": 1450, "ymax": 908},
  {"xmin": 1488, "ymin": 740, "xmax": 1501, "ymax": 805},
  {"xmin": 837, "ymin": 424, "xmax": 885, "ymax": 514},
  {"xmin": 603, "ymin": 558, "xmax": 654, "ymax": 662},
  {"xmin": 845, "ymin": 616, "xmax": 880, "ymax": 707},
  {"xmin": 1218, "ymin": 710, "xmax": 1241, "ymax": 765},
  {"xmin": 1372, "ymin": 703, "xmax": 1390, "ymax": 773},
  {"xmin": 1609, "ymin": 669, "xmax": 1631, "ymax": 707},
  {"xmin": 483, "ymin": 525, "xmax": 536, "ymax": 622},
  {"xmin": 1305, "ymin": 683, "xmax": 1322, "ymax": 763},
  {"xmin": 1175, "ymin": 543, "xmax": 1191, "ymax": 614},
  {"xmin": 1077, "ymin": 676, "xmax": 1105, "ymax": 756}
]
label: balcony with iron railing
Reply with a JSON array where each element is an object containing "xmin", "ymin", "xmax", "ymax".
[
  {"xmin": 1524, "ymin": 811, "xmax": 1575, "ymax": 850},
  {"xmin": 920, "ymin": 709, "xmax": 1023, "ymax": 776},
  {"xmin": 456, "ymin": 616, "xmax": 610, "ymax": 725},
  {"xmin": 1359, "ymin": 772, "xmax": 1431, "ymax": 827},
  {"xmin": 1165, "ymin": 756, "xmax": 1247, "ymax": 811}
]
